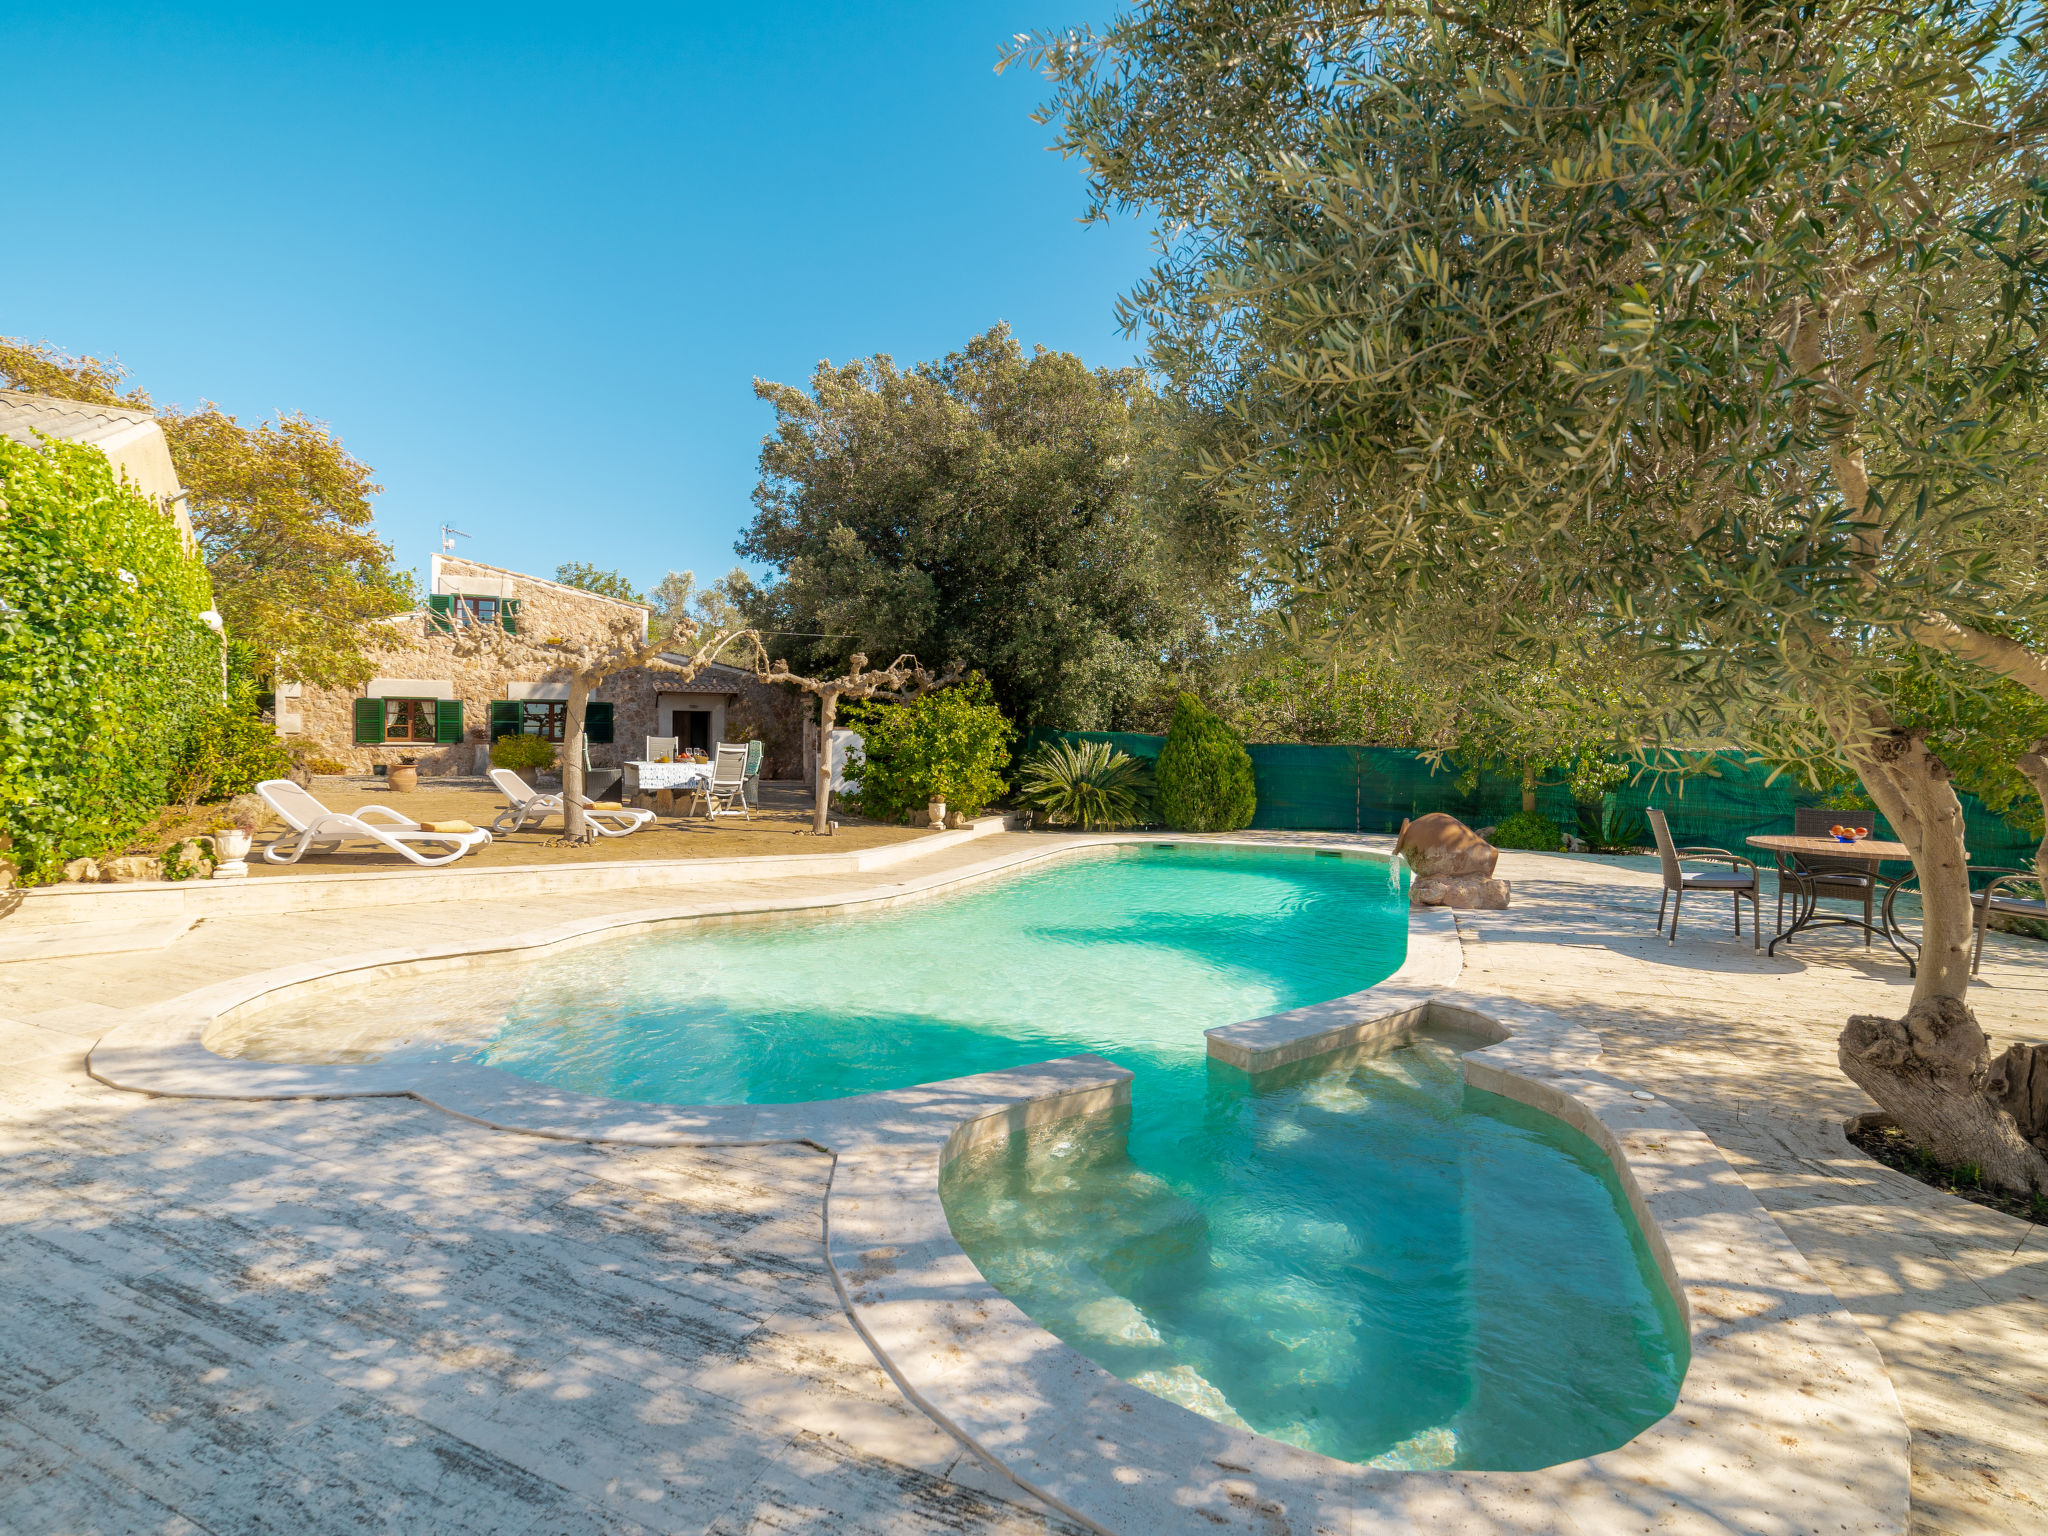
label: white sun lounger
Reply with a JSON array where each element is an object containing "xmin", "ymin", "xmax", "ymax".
[
  {"xmin": 256, "ymin": 780, "xmax": 492, "ymax": 867},
  {"xmin": 572, "ymin": 790, "xmax": 655, "ymax": 838},
  {"xmin": 489, "ymin": 767, "xmax": 565, "ymax": 833},
  {"xmin": 490, "ymin": 768, "xmax": 654, "ymax": 838}
]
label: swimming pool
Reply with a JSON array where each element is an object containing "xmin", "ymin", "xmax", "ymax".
[{"xmin": 213, "ymin": 842, "xmax": 1685, "ymax": 1468}]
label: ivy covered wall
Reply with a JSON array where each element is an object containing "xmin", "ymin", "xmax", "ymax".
[{"xmin": 0, "ymin": 436, "xmax": 220, "ymax": 883}]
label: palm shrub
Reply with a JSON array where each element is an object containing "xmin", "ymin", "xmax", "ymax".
[
  {"xmin": 1575, "ymin": 798, "xmax": 1650, "ymax": 855},
  {"xmin": 1153, "ymin": 694, "xmax": 1255, "ymax": 832},
  {"xmin": 1017, "ymin": 738, "xmax": 1154, "ymax": 830}
]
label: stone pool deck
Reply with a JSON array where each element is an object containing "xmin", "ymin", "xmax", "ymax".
[{"xmin": 1, "ymin": 834, "xmax": 2044, "ymax": 1534}]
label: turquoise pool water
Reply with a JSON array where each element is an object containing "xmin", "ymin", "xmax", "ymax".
[{"xmin": 217, "ymin": 843, "xmax": 1686, "ymax": 1467}]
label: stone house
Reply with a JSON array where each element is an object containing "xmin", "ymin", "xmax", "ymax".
[{"xmin": 284, "ymin": 555, "xmax": 800, "ymax": 776}]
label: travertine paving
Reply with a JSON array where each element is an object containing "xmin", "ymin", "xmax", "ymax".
[
  {"xmin": 3, "ymin": 834, "xmax": 2044, "ymax": 1534},
  {"xmin": 1450, "ymin": 848, "xmax": 2048, "ymax": 1536}
]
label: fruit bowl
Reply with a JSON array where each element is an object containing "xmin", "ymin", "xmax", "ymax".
[{"xmin": 1829, "ymin": 824, "xmax": 1871, "ymax": 842}]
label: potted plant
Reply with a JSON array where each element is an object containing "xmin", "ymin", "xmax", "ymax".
[
  {"xmin": 387, "ymin": 756, "xmax": 419, "ymax": 794},
  {"xmin": 210, "ymin": 794, "xmax": 267, "ymax": 879}
]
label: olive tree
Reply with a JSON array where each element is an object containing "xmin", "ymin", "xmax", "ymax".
[{"xmin": 1017, "ymin": 0, "xmax": 2048, "ymax": 1188}]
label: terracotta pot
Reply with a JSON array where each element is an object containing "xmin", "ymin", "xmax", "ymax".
[{"xmin": 387, "ymin": 764, "xmax": 419, "ymax": 793}]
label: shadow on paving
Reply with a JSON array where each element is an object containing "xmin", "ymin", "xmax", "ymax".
[
  {"xmin": 0, "ymin": 1062, "xmax": 1085, "ymax": 1536},
  {"xmin": 1456, "ymin": 866, "xmax": 2048, "ymax": 1536}
]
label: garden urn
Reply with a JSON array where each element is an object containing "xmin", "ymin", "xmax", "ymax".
[
  {"xmin": 387, "ymin": 764, "xmax": 419, "ymax": 793},
  {"xmin": 927, "ymin": 797, "xmax": 947, "ymax": 829},
  {"xmin": 212, "ymin": 829, "xmax": 252, "ymax": 880}
]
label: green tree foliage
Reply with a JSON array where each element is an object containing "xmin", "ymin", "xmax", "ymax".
[
  {"xmin": 0, "ymin": 437, "xmax": 220, "ymax": 882},
  {"xmin": 555, "ymin": 563, "xmax": 646, "ymax": 603},
  {"xmin": 1220, "ymin": 655, "xmax": 1438, "ymax": 747},
  {"xmin": 741, "ymin": 324, "xmax": 1244, "ymax": 730},
  {"xmin": 171, "ymin": 656, "xmax": 293, "ymax": 807},
  {"xmin": 842, "ymin": 673, "xmax": 1015, "ymax": 820},
  {"xmin": 648, "ymin": 567, "xmax": 755, "ymax": 644},
  {"xmin": 1017, "ymin": 737, "xmax": 1156, "ymax": 829},
  {"xmin": 1017, "ymin": 0, "xmax": 2048, "ymax": 1002},
  {"xmin": 1018, "ymin": 0, "xmax": 2048, "ymax": 1187},
  {"xmin": 1154, "ymin": 693, "xmax": 1256, "ymax": 831},
  {"xmin": 0, "ymin": 340, "xmax": 414, "ymax": 688}
]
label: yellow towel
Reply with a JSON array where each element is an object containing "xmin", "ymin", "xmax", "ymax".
[
  {"xmin": 589, "ymin": 801, "xmax": 623, "ymax": 810},
  {"xmin": 419, "ymin": 820, "xmax": 478, "ymax": 835}
]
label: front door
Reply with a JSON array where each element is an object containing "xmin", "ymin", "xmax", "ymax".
[{"xmin": 670, "ymin": 709, "xmax": 712, "ymax": 753}]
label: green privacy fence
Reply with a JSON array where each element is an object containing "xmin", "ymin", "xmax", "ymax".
[{"xmin": 1027, "ymin": 731, "xmax": 2041, "ymax": 871}]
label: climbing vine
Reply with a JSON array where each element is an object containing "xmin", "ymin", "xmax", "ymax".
[{"xmin": 0, "ymin": 437, "xmax": 220, "ymax": 883}]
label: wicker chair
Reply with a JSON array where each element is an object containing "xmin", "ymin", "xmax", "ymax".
[
  {"xmin": 1780, "ymin": 807, "xmax": 1878, "ymax": 944},
  {"xmin": 1647, "ymin": 809, "xmax": 1761, "ymax": 947}
]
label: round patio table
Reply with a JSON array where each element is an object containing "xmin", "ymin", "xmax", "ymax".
[{"xmin": 1746, "ymin": 832, "xmax": 1922, "ymax": 972}]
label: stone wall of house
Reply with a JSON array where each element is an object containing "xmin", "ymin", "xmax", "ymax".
[
  {"xmin": 290, "ymin": 559, "xmax": 658, "ymax": 775},
  {"xmin": 728, "ymin": 676, "xmax": 809, "ymax": 779},
  {"xmin": 286, "ymin": 558, "xmax": 820, "ymax": 778}
]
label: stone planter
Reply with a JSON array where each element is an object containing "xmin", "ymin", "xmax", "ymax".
[
  {"xmin": 387, "ymin": 764, "xmax": 419, "ymax": 793},
  {"xmin": 212, "ymin": 829, "xmax": 252, "ymax": 880},
  {"xmin": 926, "ymin": 798, "xmax": 947, "ymax": 830}
]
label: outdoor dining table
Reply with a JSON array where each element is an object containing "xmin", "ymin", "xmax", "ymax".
[
  {"xmin": 1745, "ymin": 832, "xmax": 1929, "ymax": 973},
  {"xmin": 623, "ymin": 759, "xmax": 712, "ymax": 811}
]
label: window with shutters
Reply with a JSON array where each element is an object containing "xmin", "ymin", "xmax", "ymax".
[
  {"xmin": 384, "ymin": 698, "xmax": 440, "ymax": 743},
  {"xmin": 454, "ymin": 595, "xmax": 498, "ymax": 628},
  {"xmin": 521, "ymin": 701, "xmax": 567, "ymax": 742}
]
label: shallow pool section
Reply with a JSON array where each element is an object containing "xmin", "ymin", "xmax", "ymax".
[
  {"xmin": 942, "ymin": 1034, "xmax": 1688, "ymax": 1472},
  {"xmin": 211, "ymin": 843, "xmax": 1411, "ymax": 1104}
]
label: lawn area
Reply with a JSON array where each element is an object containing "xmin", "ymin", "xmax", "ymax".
[{"xmin": 237, "ymin": 776, "xmax": 929, "ymax": 874}]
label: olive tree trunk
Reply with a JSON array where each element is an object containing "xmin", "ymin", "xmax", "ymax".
[{"xmin": 1835, "ymin": 721, "xmax": 2048, "ymax": 1195}]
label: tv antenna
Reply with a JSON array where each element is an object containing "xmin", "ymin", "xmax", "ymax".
[{"xmin": 439, "ymin": 524, "xmax": 471, "ymax": 554}]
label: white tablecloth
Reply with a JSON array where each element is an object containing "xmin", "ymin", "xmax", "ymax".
[{"xmin": 628, "ymin": 760, "xmax": 711, "ymax": 792}]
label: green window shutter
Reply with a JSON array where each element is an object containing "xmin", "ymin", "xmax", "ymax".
[
  {"xmin": 435, "ymin": 698, "xmax": 465, "ymax": 744},
  {"xmin": 488, "ymin": 699, "xmax": 522, "ymax": 741},
  {"xmin": 585, "ymin": 702, "xmax": 615, "ymax": 745},
  {"xmin": 353, "ymin": 697, "xmax": 384, "ymax": 744},
  {"xmin": 500, "ymin": 598, "xmax": 521, "ymax": 634},
  {"xmin": 427, "ymin": 593, "xmax": 454, "ymax": 634}
]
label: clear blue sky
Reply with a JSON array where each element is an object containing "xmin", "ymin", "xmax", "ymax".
[{"xmin": 2, "ymin": 3, "xmax": 1147, "ymax": 595}]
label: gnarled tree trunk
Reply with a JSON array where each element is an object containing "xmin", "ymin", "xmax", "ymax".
[
  {"xmin": 1842, "ymin": 999, "xmax": 2048, "ymax": 1193},
  {"xmin": 1831, "ymin": 712, "xmax": 2048, "ymax": 1195}
]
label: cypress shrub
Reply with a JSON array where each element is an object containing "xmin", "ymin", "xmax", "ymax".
[{"xmin": 1153, "ymin": 693, "xmax": 1256, "ymax": 831}]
